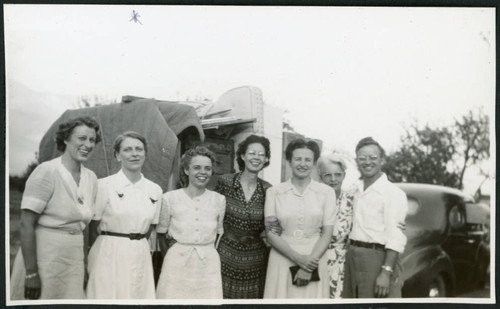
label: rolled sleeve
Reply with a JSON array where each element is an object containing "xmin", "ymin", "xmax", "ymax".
[
  {"xmin": 384, "ymin": 188, "xmax": 408, "ymax": 253},
  {"xmin": 20, "ymin": 164, "xmax": 55, "ymax": 214}
]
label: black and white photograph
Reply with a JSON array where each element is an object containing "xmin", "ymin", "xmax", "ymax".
[{"xmin": 4, "ymin": 3, "xmax": 495, "ymax": 306}]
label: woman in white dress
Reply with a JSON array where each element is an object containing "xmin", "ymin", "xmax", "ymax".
[
  {"xmin": 156, "ymin": 146, "xmax": 226, "ymax": 299},
  {"xmin": 263, "ymin": 138, "xmax": 336, "ymax": 298},
  {"xmin": 317, "ymin": 154, "xmax": 354, "ymax": 298},
  {"xmin": 86, "ymin": 131, "xmax": 162, "ymax": 299},
  {"xmin": 10, "ymin": 116, "xmax": 101, "ymax": 300}
]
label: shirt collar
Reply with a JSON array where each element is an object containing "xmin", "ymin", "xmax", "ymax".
[
  {"xmin": 55, "ymin": 156, "xmax": 88, "ymax": 187},
  {"xmin": 115, "ymin": 169, "xmax": 144, "ymax": 189},
  {"xmin": 278, "ymin": 178, "xmax": 322, "ymax": 194},
  {"xmin": 357, "ymin": 173, "xmax": 388, "ymax": 194},
  {"xmin": 232, "ymin": 171, "xmax": 266, "ymax": 190}
]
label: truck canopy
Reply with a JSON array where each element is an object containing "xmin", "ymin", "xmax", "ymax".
[{"xmin": 38, "ymin": 97, "xmax": 204, "ymax": 191}]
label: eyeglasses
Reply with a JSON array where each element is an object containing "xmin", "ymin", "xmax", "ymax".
[
  {"xmin": 247, "ymin": 150, "xmax": 266, "ymax": 158},
  {"xmin": 356, "ymin": 155, "xmax": 380, "ymax": 162}
]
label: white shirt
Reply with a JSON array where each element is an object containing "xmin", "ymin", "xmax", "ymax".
[
  {"xmin": 349, "ymin": 173, "xmax": 408, "ymax": 253},
  {"xmin": 21, "ymin": 157, "xmax": 97, "ymax": 232},
  {"xmin": 156, "ymin": 189, "xmax": 225, "ymax": 245},
  {"xmin": 93, "ymin": 170, "xmax": 163, "ymax": 234}
]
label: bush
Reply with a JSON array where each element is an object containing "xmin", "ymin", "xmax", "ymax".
[{"xmin": 9, "ymin": 161, "xmax": 39, "ymax": 191}]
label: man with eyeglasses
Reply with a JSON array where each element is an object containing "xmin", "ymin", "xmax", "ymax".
[{"xmin": 342, "ymin": 137, "xmax": 408, "ymax": 298}]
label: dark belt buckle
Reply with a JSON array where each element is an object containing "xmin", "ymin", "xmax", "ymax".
[
  {"xmin": 239, "ymin": 236, "xmax": 254, "ymax": 244},
  {"xmin": 129, "ymin": 233, "xmax": 142, "ymax": 240}
]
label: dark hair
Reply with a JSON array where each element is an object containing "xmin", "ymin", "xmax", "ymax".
[
  {"xmin": 285, "ymin": 138, "xmax": 321, "ymax": 163},
  {"xmin": 236, "ymin": 134, "xmax": 271, "ymax": 171},
  {"xmin": 180, "ymin": 146, "xmax": 217, "ymax": 187},
  {"xmin": 55, "ymin": 116, "xmax": 101, "ymax": 152},
  {"xmin": 113, "ymin": 131, "xmax": 148, "ymax": 158},
  {"xmin": 355, "ymin": 137, "xmax": 386, "ymax": 158}
]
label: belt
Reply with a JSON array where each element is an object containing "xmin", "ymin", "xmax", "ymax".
[
  {"xmin": 36, "ymin": 225, "xmax": 83, "ymax": 235},
  {"xmin": 282, "ymin": 229, "xmax": 319, "ymax": 240},
  {"xmin": 223, "ymin": 230, "xmax": 260, "ymax": 244},
  {"xmin": 349, "ymin": 239, "xmax": 385, "ymax": 251},
  {"xmin": 100, "ymin": 231, "xmax": 146, "ymax": 240}
]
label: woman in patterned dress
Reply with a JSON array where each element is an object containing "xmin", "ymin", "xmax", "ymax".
[
  {"xmin": 215, "ymin": 135, "xmax": 272, "ymax": 299},
  {"xmin": 156, "ymin": 146, "xmax": 226, "ymax": 299},
  {"xmin": 317, "ymin": 154, "xmax": 354, "ymax": 298}
]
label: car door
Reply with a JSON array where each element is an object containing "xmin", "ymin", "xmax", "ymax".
[{"xmin": 440, "ymin": 193, "xmax": 479, "ymax": 293}]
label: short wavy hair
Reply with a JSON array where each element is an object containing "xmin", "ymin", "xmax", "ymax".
[
  {"xmin": 236, "ymin": 134, "xmax": 271, "ymax": 171},
  {"xmin": 317, "ymin": 154, "xmax": 347, "ymax": 174},
  {"xmin": 55, "ymin": 116, "xmax": 101, "ymax": 152},
  {"xmin": 285, "ymin": 138, "xmax": 321, "ymax": 163},
  {"xmin": 113, "ymin": 131, "xmax": 148, "ymax": 158},
  {"xmin": 355, "ymin": 137, "xmax": 386, "ymax": 158},
  {"xmin": 180, "ymin": 146, "xmax": 217, "ymax": 187}
]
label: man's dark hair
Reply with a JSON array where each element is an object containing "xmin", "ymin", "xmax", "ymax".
[{"xmin": 355, "ymin": 137, "xmax": 386, "ymax": 158}]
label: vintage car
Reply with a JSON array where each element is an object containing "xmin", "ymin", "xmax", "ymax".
[{"xmin": 397, "ymin": 183, "xmax": 490, "ymax": 297}]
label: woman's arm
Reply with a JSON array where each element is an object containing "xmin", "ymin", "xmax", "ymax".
[
  {"xmin": 266, "ymin": 231, "xmax": 318, "ymax": 272},
  {"xmin": 264, "ymin": 187, "xmax": 318, "ymax": 272},
  {"xmin": 20, "ymin": 209, "xmax": 41, "ymax": 299},
  {"xmin": 292, "ymin": 224, "xmax": 334, "ymax": 286},
  {"xmin": 309, "ymin": 225, "xmax": 333, "ymax": 260}
]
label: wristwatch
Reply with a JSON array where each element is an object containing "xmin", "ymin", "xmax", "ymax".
[{"xmin": 381, "ymin": 265, "xmax": 394, "ymax": 273}]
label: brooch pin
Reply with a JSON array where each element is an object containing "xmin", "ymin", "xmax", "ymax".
[
  {"xmin": 149, "ymin": 197, "xmax": 158, "ymax": 204},
  {"xmin": 116, "ymin": 191, "xmax": 124, "ymax": 199}
]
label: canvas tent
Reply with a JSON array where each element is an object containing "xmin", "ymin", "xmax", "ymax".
[{"xmin": 38, "ymin": 96, "xmax": 204, "ymax": 191}]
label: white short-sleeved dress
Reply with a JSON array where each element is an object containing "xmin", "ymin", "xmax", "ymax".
[
  {"xmin": 263, "ymin": 179, "xmax": 336, "ymax": 299},
  {"xmin": 10, "ymin": 157, "xmax": 97, "ymax": 300},
  {"xmin": 156, "ymin": 189, "xmax": 226, "ymax": 299},
  {"xmin": 86, "ymin": 170, "xmax": 162, "ymax": 299}
]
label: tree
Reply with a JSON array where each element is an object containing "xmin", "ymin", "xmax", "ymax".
[
  {"xmin": 454, "ymin": 108, "xmax": 490, "ymax": 189},
  {"xmin": 9, "ymin": 153, "xmax": 40, "ymax": 192},
  {"xmin": 283, "ymin": 110, "xmax": 297, "ymax": 133},
  {"xmin": 385, "ymin": 107, "xmax": 489, "ymax": 189}
]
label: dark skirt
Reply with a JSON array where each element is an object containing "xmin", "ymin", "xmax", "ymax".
[{"xmin": 217, "ymin": 236, "xmax": 269, "ymax": 299}]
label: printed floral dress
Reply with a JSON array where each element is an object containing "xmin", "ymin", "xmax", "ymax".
[{"xmin": 327, "ymin": 190, "xmax": 354, "ymax": 298}]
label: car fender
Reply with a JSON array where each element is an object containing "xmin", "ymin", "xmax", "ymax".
[{"xmin": 401, "ymin": 245, "xmax": 456, "ymax": 297}]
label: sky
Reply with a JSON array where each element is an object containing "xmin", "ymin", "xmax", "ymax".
[{"xmin": 4, "ymin": 5, "xmax": 496, "ymax": 194}]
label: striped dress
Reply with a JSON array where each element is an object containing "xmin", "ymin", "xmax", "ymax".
[{"xmin": 215, "ymin": 173, "xmax": 272, "ymax": 299}]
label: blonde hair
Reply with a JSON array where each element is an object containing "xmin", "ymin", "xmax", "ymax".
[{"xmin": 317, "ymin": 154, "xmax": 347, "ymax": 174}]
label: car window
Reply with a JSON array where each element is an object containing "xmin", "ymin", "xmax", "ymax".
[
  {"xmin": 407, "ymin": 197, "xmax": 419, "ymax": 216},
  {"xmin": 449, "ymin": 205, "xmax": 465, "ymax": 230}
]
